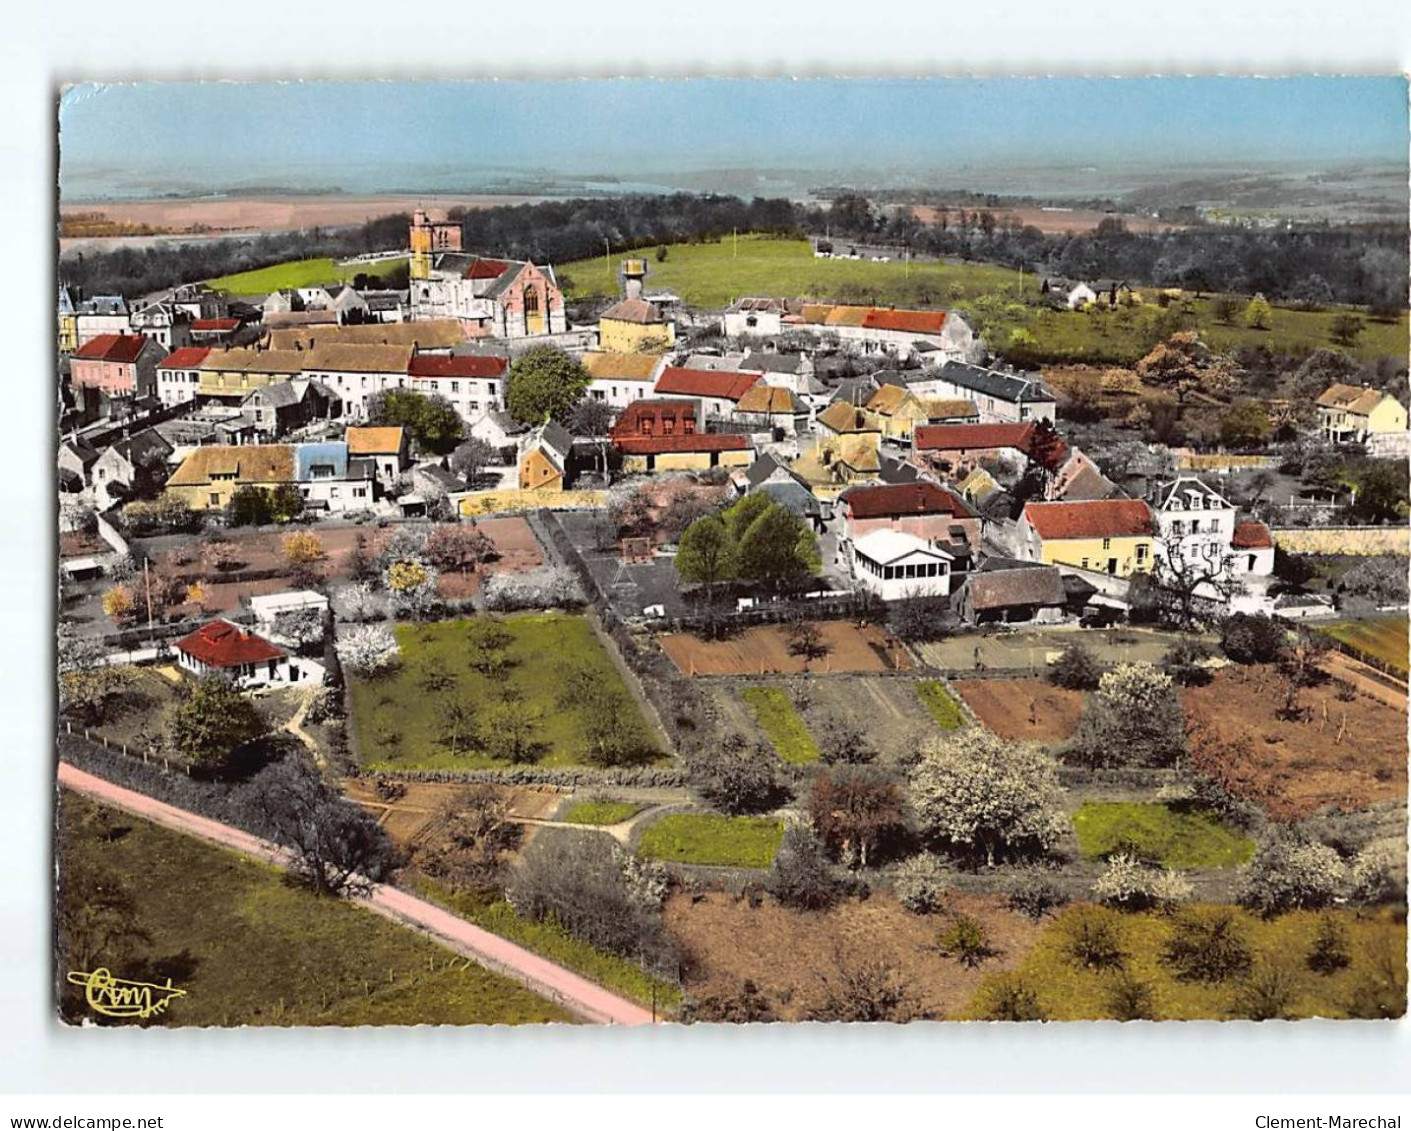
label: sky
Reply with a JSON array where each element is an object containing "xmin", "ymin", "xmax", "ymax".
[{"xmin": 58, "ymin": 77, "xmax": 1409, "ymax": 199}]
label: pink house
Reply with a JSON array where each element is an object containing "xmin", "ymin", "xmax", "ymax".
[
  {"xmin": 69, "ymin": 334, "xmax": 163, "ymax": 398},
  {"xmin": 839, "ymin": 481, "xmax": 982, "ymax": 548}
]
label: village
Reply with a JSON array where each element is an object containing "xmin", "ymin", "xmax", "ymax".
[{"xmin": 55, "ymin": 204, "xmax": 1409, "ymax": 1026}]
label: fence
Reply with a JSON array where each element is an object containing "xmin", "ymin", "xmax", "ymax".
[{"xmin": 61, "ymin": 719, "xmax": 189, "ymax": 775}]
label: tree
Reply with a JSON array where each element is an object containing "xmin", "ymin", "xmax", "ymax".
[
  {"xmin": 272, "ymin": 606, "xmax": 325, "ymax": 650},
  {"xmin": 270, "ymin": 483, "xmax": 305, "ymax": 523},
  {"xmin": 1219, "ymin": 399, "xmax": 1271, "ymax": 450},
  {"xmin": 766, "ymin": 823, "xmax": 840, "ymax": 910},
  {"xmin": 568, "ymin": 399, "xmax": 617, "ymax": 476},
  {"xmin": 335, "ymin": 623, "xmax": 400, "ymax": 678},
  {"xmin": 1026, "ymin": 418, "xmax": 1067, "ymax": 476},
  {"xmin": 414, "ymin": 785, "xmax": 521, "ymax": 888},
  {"xmin": 61, "ymin": 662, "xmax": 135, "ymax": 727},
  {"xmin": 1220, "ymin": 612, "xmax": 1288, "ymax": 664},
  {"xmin": 226, "ymin": 485, "xmax": 274, "ymax": 527},
  {"xmin": 167, "ymin": 675, "xmax": 267, "ymax": 769},
  {"xmin": 1069, "ymin": 662, "xmax": 1186, "ymax": 768},
  {"xmin": 675, "ymin": 514, "xmax": 736, "ymax": 605},
  {"xmin": 893, "ymin": 854, "xmax": 950, "ymax": 913},
  {"xmin": 243, "ymin": 757, "xmax": 395, "ymax": 896},
  {"xmin": 384, "ymin": 559, "xmax": 438, "ymax": 619},
  {"xmin": 1134, "ymin": 331, "xmax": 1239, "ymax": 403},
  {"xmin": 1049, "ymin": 644, "xmax": 1101, "ymax": 690},
  {"xmin": 1240, "ymin": 832, "xmax": 1346, "ymax": 915},
  {"xmin": 908, "ymin": 730, "xmax": 1067, "ymax": 867},
  {"xmin": 785, "ymin": 620, "xmax": 830, "ymax": 664},
  {"xmin": 505, "ymin": 346, "xmax": 590, "ymax": 424},
  {"xmin": 888, "ymin": 594, "xmax": 955, "ymax": 642},
  {"xmin": 808, "ymin": 767, "xmax": 907, "ymax": 868},
  {"xmin": 346, "ymin": 532, "xmax": 375, "ymax": 583},
  {"xmin": 58, "ymin": 850, "xmax": 149, "ymax": 983},
  {"xmin": 101, "ymin": 585, "xmax": 137, "ymax": 627},
  {"xmin": 481, "ymin": 700, "xmax": 547, "ymax": 763},
  {"xmin": 1212, "ymin": 295, "xmax": 1241, "ymax": 325},
  {"xmin": 733, "ymin": 499, "xmax": 821, "ymax": 591},
  {"xmin": 366, "ymin": 389, "xmax": 464, "ymax": 455},
  {"xmin": 808, "ymin": 952, "xmax": 926, "ymax": 1022},
  {"xmin": 1351, "ymin": 460, "xmax": 1408, "ymax": 524},
  {"xmin": 449, "ymin": 437, "xmax": 497, "ymax": 485},
  {"xmin": 425, "ymin": 524, "xmax": 496, "ymax": 575},
  {"xmin": 282, "ymin": 530, "xmax": 325, "ymax": 568},
  {"xmin": 1244, "ymin": 293, "xmax": 1273, "ymax": 330},
  {"xmin": 684, "ymin": 735, "xmax": 786, "ymax": 815},
  {"xmin": 816, "ymin": 713, "xmax": 877, "ymax": 765},
  {"xmin": 1329, "ymin": 312, "xmax": 1365, "ymax": 348},
  {"xmin": 1151, "ymin": 531, "xmax": 1243, "ymax": 630},
  {"xmin": 1290, "ymin": 274, "xmax": 1335, "ymax": 310}
]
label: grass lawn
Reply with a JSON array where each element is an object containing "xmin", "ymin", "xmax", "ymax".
[
  {"xmin": 57, "ymin": 793, "xmax": 572, "ymax": 1026},
  {"xmin": 1316, "ymin": 616, "xmax": 1409, "ymax": 677},
  {"xmin": 966, "ymin": 903, "xmax": 1407, "ymax": 1021},
  {"xmin": 207, "ymin": 256, "xmax": 408, "ymax": 296},
  {"xmin": 66, "ymin": 665, "xmax": 182, "ymax": 751},
  {"xmin": 915, "ymin": 680, "xmax": 966, "ymax": 730},
  {"xmin": 349, "ymin": 613, "xmax": 660, "ymax": 771},
  {"xmin": 559, "ymin": 236, "xmax": 1407, "ymax": 365},
  {"xmin": 1071, "ymin": 803, "xmax": 1255, "ymax": 868},
  {"xmin": 741, "ymin": 686, "xmax": 819, "ymax": 764},
  {"xmin": 559, "ymin": 799, "xmax": 645, "ymax": 825},
  {"xmin": 637, "ymin": 813, "xmax": 785, "ymax": 869},
  {"xmin": 412, "ymin": 878, "xmax": 681, "ymax": 1013}
]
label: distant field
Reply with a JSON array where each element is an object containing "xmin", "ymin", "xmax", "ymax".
[
  {"xmin": 57, "ymin": 793, "xmax": 571, "ymax": 1026},
  {"xmin": 560, "ymin": 236, "xmax": 1407, "ymax": 363},
  {"xmin": 1317, "ymin": 616, "xmax": 1409, "ymax": 677},
  {"xmin": 207, "ymin": 255, "xmax": 408, "ymax": 295}
]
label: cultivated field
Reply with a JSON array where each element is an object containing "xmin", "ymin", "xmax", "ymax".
[
  {"xmin": 952, "ymin": 678, "xmax": 1086, "ymax": 742},
  {"xmin": 349, "ymin": 613, "xmax": 660, "ymax": 771},
  {"xmin": 906, "ymin": 202, "xmax": 1181, "ymax": 235},
  {"xmin": 1317, "ymin": 616, "xmax": 1409, "ymax": 678},
  {"xmin": 342, "ymin": 779, "xmax": 561, "ymax": 846},
  {"xmin": 664, "ymin": 890, "xmax": 1043, "ymax": 1022},
  {"xmin": 57, "ymin": 793, "xmax": 572, "ymax": 1026},
  {"xmin": 1183, "ymin": 665, "xmax": 1408, "ymax": 819},
  {"xmin": 207, "ymin": 256, "xmax": 408, "ymax": 296},
  {"xmin": 916, "ymin": 626, "xmax": 1202, "ymax": 672},
  {"xmin": 968, "ymin": 903, "xmax": 1407, "ymax": 1021},
  {"xmin": 658, "ymin": 621, "xmax": 911, "ymax": 677}
]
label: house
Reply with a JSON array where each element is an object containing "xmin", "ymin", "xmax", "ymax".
[
  {"xmin": 917, "ymin": 362, "xmax": 1057, "ymax": 424},
  {"xmin": 57, "ymin": 436, "xmax": 100, "ymax": 491},
  {"xmin": 165, "ymin": 444, "xmax": 296, "ymax": 511},
  {"xmin": 863, "ymin": 385, "xmax": 932, "ymax": 442},
  {"xmin": 262, "ymin": 290, "xmax": 300, "ymax": 316},
  {"xmin": 189, "ymin": 317, "xmax": 243, "ymax": 344},
  {"xmin": 70, "ymin": 334, "xmax": 164, "ymax": 399},
  {"xmin": 598, "ymin": 298, "xmax": 675, "ymax": 353},
  {"xmin": 1315, "ymin": 384, "xmax": 1408, "ymax": 444},
  {"xmin": 1048, "ymin": 448, "xmax": 1119, "ymax": 502},
  {"xmin": 756, "ymin": 479, "xmax": 825, "ymax": 530},
  {"xmin": 518, "ymin": 421, "xmax": 575, "ymax": 491},
  {"xmin": 407, "ymin": 351, "xmax": 508, "ymax": 422},
  {"xmin": 155, "ymin": 346, "xmax": 213, "ymax": 407},
  {"xmin": 1091, "ymin": 280, "xmax": 1135, "ymax": 307},
  {"xmin": 241, "ymin": 380, "xmax": 340, "ymax": 441},
  {"xmin": 266, "ymin": 321, "xmax": 467, "ymax": 352},
  {"xmin": 362, "ymin": 290, "xmax": 410, "ymax": 323},
  {"xmin": 188, "ymin": 345, "xmax": 306, "ymax": 405},
  {"xmin": 733, "ymin": 383, "xmax": 809, "ymax": 436},
  {"xmin": 1151, "ymin": 475, "xmax": 1238, "ymax": 572},
  {"xmin": 249, "ymin": 589, "xmax": 330, "ymax": 632},
  {"xmin": 653, "ymin": 366, "xmax": 761, "ymax": 419},
  {"xmin": 294, "ymin": 442, "xmax": 376, "ymax": 513},
  {"xmin": 73, "ymin": 295, "xmax": 132, "ymax": 345},
  {"xmin": 610, "ymin": 401, "xmax": 754, "ymax": 474},
  {"xmin": 839, "ymin": 481, "xmax": 982, "ymax": 550},
  {"xmin": 925, "ymin": 397, "xmax": 981, "ymax": 424},
  {"xmin": 346, "ymin": 425, "xmax": 409, "ymax": 486},
  {"xmin": 723, "ymin": 297, "xmax": 799, "ymax": 338},
  {"xmin": 953, "ymin": 559, "xmax": 1067, "ymax": 625},
  {"xmin": 742, "ymin": 350, "xmax": 815, "ymax": 395},
  {"xmin": 798, "ymin": 305, "xmax": 983, "ymax": 364},
  {"xmin": 168, "ymin": 283, "xmax": 226, "ymax": 322},
  {"xmin": 1231, "ymin": 521, "xmax": 1275, "ymax": 577},
  {"xmin": 327, "ymin": 285, "xmax": 370, "ymax": 324},
  {"xmin": 174, "ymin": 619, "xmax": 322, "ymax": 688},
  {"xmin": 912, "ymin": 422, "xmax": 1054, "ymax": 480},
  {"xmin": 1041, "ymin": 277, "xmax": 1099, "ymax": 310},
  {"xmin": 129, "ymin": 298, "xmax": 192, "ymax": 351},
  {"xmin": 469, "ymin": 409, "xmax": 529, "ymax": 452},
  {"xmin": 849, "ymin": 530, "xmax": 957, "ymax": 601},
  {"xmin": 409, "ymin": 244, "xmax": 567, "ymax": 339},
  {"xmin": 91, "ymin": 429, "xmax": 174, "ymax": 510},
  {"xmin": 581, "ymin": 351, "xmax": 666, "ymax": 408},
  {"xmin": 956, "ymin": 466, "xmax": 1003, "ymax": 508},
  {"xmin": 1018, "ymin": 499, "xmax": 1157, "ymax": 577}
]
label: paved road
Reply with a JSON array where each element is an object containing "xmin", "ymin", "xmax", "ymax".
[{"xmin": 57, "ymin": 762, "xmax": 656, "ymax": 1027}]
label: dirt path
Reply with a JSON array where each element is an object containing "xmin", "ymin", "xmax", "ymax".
[
  {"xmin": 1322, "ymin": 651, "xmax": 1409, "ymax": 711},
  {"xmin": 519, "ymin": 800, "xmax": 690, "ymax": 846},
  {"xmin": 57, "ymin": 762, "xmax": 655, "ymax": 1027}
]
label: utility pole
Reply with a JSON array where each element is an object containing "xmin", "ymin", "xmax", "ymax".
[
  {"xmin": 733, "ymin": 228, "xmax": 738, "ymax": 258},
  {"xmin": 143, "ymin": 558, "xmax": 154, "ymax": 632},
  {"xmin": 604, "ymin": 238, "xmax": 611, "ymax": 287}
]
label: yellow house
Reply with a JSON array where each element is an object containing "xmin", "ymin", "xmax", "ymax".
[
  {"xmin": 1020, "ymin": 499, "xmax": 1156, "ymax": 577},
  {"xmin": 1316, "ymin": 383, "xmax": 1408, "ymax": 443},
  {"xmin": 194, "ymin": 347, "xmax": 305, "ymax": 400},
  {"xmin": 165, "ymin": 444, "xmax": 296, "ymax": 510},
  {"xmin": 863, "ymin": 385, "xmax": 932, "ymax": 440},
  {"xmin": 597, "ymin": 298, "xmax": 675, "ymax": 354},
  {"xmin": 517, "ymin": 422, "xmax": 574, "ymax": 492}
]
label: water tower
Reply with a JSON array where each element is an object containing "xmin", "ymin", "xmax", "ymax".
[{"xmin": 620, "ymin": 258, "xmax": 648, "ymax": 300}]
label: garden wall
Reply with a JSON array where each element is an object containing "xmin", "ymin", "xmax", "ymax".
[{"xmin": 1272, "ymin": 527, "xmax": 1411, "ymax": 556}]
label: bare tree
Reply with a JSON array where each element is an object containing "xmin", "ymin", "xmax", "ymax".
[{"xmin": 1151, "ymin": 530, "xmax": 1243, "ymax": 629}]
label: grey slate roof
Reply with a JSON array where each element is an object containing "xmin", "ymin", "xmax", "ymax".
[
  {"xmin": 748, "ymin": 353, "xmax": 807, "ymax": 375},
  {"xmin": 759, "ymin": 480, "xmax": 822, "ymax": 519},
  {"xmin": 937, "ymin": 362, "xmax": 1055, "ymax": 405}
]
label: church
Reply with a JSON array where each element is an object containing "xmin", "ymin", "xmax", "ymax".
[{"xmin": 407, "ymin": 210, "xmax": 567, "ymax": 339}]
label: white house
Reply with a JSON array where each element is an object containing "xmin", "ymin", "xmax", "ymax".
[
  {"xmin": 723, "ymin": 298, "xmax": 794, "ymax": 338},
  {"xmin": 907, "ymin": 362, "xmax": 1058, "ymax": 424},
  {"xmin": 173, "ymin": 619, "xmax": 324, "ymax": 688},
  {"xmin": 849, "ymin": 529, "xmax": 956, "ymax": 602}
]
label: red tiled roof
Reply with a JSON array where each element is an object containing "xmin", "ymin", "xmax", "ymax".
[
  {"xmin": 1232, "ymin": 521, "xmax": 1274, "ymax": 550},
  {"xmin": 611, "ymin": 398, "xmax": 698, "ymax": 438},
  {"xmin": 842, "ymin": 481, "xmax": 976, "ymax": 521},
  {"xmin": 914, "ymin": 422, "xmax": 1036, "ymax": 452},
  {"xmin": 862, "ymin": 308, "xmax": 947, "ymax": 334},
  {"xmin": 465, "ymin": 258, "xmax": 511, "ymax": 280},
  {"xmin": 407, "ymin": 353, "xmax": 508, "ymax": 379},
  {"xmin": 174, "ymin": 619, "xmax": 285, "ymax": 668},
  {"xmin": 655, "ymin": 366, "xmax": 761, "ymax": 401},
  {"xmin": 73, "ymin": 334, "xmax": 149, "ymax": 363},
  {"xmin": 612, "ymin": 433, "xmax": 752, "ymax": 455},
  {"xmin": 1022, "ymin": 499, "xmax": 1154, "ymax": 541},
  {"xmin": 158, "ymin": 346, "xmax": 213, "ymax": 370},
  {"xmin": 192, "ymin": 317, "xmax": 240, "ymax": 331}
]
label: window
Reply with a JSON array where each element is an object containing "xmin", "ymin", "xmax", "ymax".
[
  {"xmin": 451, "ymin": 381, "xmax": 460, "ymax": 394},
  {"xmin": 488, "ymin": 382, "xmax": 497, "ymax": 395},
  {"xmin": 354, "ymin": 487, "xmax": 367, "ymax": 498},
  {"xmin": 592, "ymin": 389, "xmax": 605, "ymax": 401},
  {"xmin": 1102, "ymin": 538, "xmax": 1112, "ymax": 550},
  {"xmin": 1081, "ymin": 557, "xmax": 1089, "ymax": 570},
  {"xmin": 1136, "ymin": 544, "xmax": 1149, "ymax": 563},
  {"xmin": 524, "ymin": 288, "xmax": 540, "ymax": 315},
  {"xmin": 209, "ymin": 492, "xmax": 220, "ymax": 506}
]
